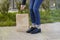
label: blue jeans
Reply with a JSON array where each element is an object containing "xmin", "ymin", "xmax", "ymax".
[{"xmin": 29, "ymin": 0, "xmax": 43, "ymax": 25}]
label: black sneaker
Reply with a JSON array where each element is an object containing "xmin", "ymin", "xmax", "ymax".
[
  {"xmin": 30, "ymin": 28, "xmax": 41, "ymax": 34},
  {"xmin": 26, "ymin": 27, "xmax": 36, "ymax": 33}
]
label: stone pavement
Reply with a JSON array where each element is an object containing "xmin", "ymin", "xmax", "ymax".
[{"xmin": 0, "ymin": 22, "xmax": 60, "ymax": 40}]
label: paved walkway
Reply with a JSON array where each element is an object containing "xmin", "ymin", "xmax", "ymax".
[{"xmin": 0, "ymin": 22, "xmax": 60, "ymax": 40}]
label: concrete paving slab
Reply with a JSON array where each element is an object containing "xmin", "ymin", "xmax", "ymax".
[
  {"xmin": 0, "ymin": 22, "xmax": 60, "ymax": 40},
  {"xmin": 0, "ymin": 27, "xmax": 47, "ymax": 40}
]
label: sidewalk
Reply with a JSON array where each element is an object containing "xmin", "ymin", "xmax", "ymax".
[{"xmin": 0, "ymin": 22, "xmax": 60, "ymax": 40}]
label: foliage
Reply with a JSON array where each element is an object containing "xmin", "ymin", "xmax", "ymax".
[
  {"xmin": 41, "ymin": 0, "xmax": 50, "ymax": 10},
  {"xmin": 40, "ymin": 9, "xmax": 60, "ymax": 24},
  {"xmin": 0, "ymin": 10, "xmax": 60, "ymax": 26},
  {"xmin": 0, "ymin": 12, "xmax": 16, "ymax": 26},
  {"xmin": 0, "ymin": 0, "xmax": 9, "ymax": 15}
]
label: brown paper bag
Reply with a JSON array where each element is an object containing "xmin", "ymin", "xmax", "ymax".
[{"xmin": 16, "ymin": 14, "xmax": 29, "ymax": 32}]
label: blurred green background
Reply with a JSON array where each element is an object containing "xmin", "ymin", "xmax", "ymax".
[{"xmin": 0, "ymin": 0, "xmax": 60, "ymax": 26}]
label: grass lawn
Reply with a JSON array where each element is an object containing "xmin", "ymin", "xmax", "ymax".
[{"xmin": 0, "ymin": 10, "xmax": 60, "ymax": 26}]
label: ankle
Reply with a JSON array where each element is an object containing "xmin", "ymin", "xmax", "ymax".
[
  {"xmin": 31, "ymin": 23, "xmax": 35, "ymax": 27},
  {"xmin": 35, "ymin": 25, "xmax": 41, "ymax": 29}
]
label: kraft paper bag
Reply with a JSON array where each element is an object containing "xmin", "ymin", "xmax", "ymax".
[{"xmin": 16, "ymin": 14, "xmax": 29, "ymax": 32}]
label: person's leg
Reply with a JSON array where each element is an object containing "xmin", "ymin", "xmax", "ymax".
[
  {"xmin": 26, "ymin": 0, "xmax": 36, "ymax": 33},
  {"xmin": 29, "ymin": 0, "xmax": 35, "ymax": 27},
  {"xmin": 33, "ymin": 0, "xmax": 43, "ymax": 26},
  {"xmin": 30, "ymin": 0, "xmax": 43, "ymax": 34}
]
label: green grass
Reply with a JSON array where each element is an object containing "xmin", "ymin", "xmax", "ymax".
[
  {"xmin": 40, "ymin": 10, "xmax": 60, "ymax": 24},
  {"xmin": 0, "ymin": 10, "xmax": 60, "ymax": 26},
  {"xmin": 0, "ymin": 12, "xmax": 16, "ymax": 26}
]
